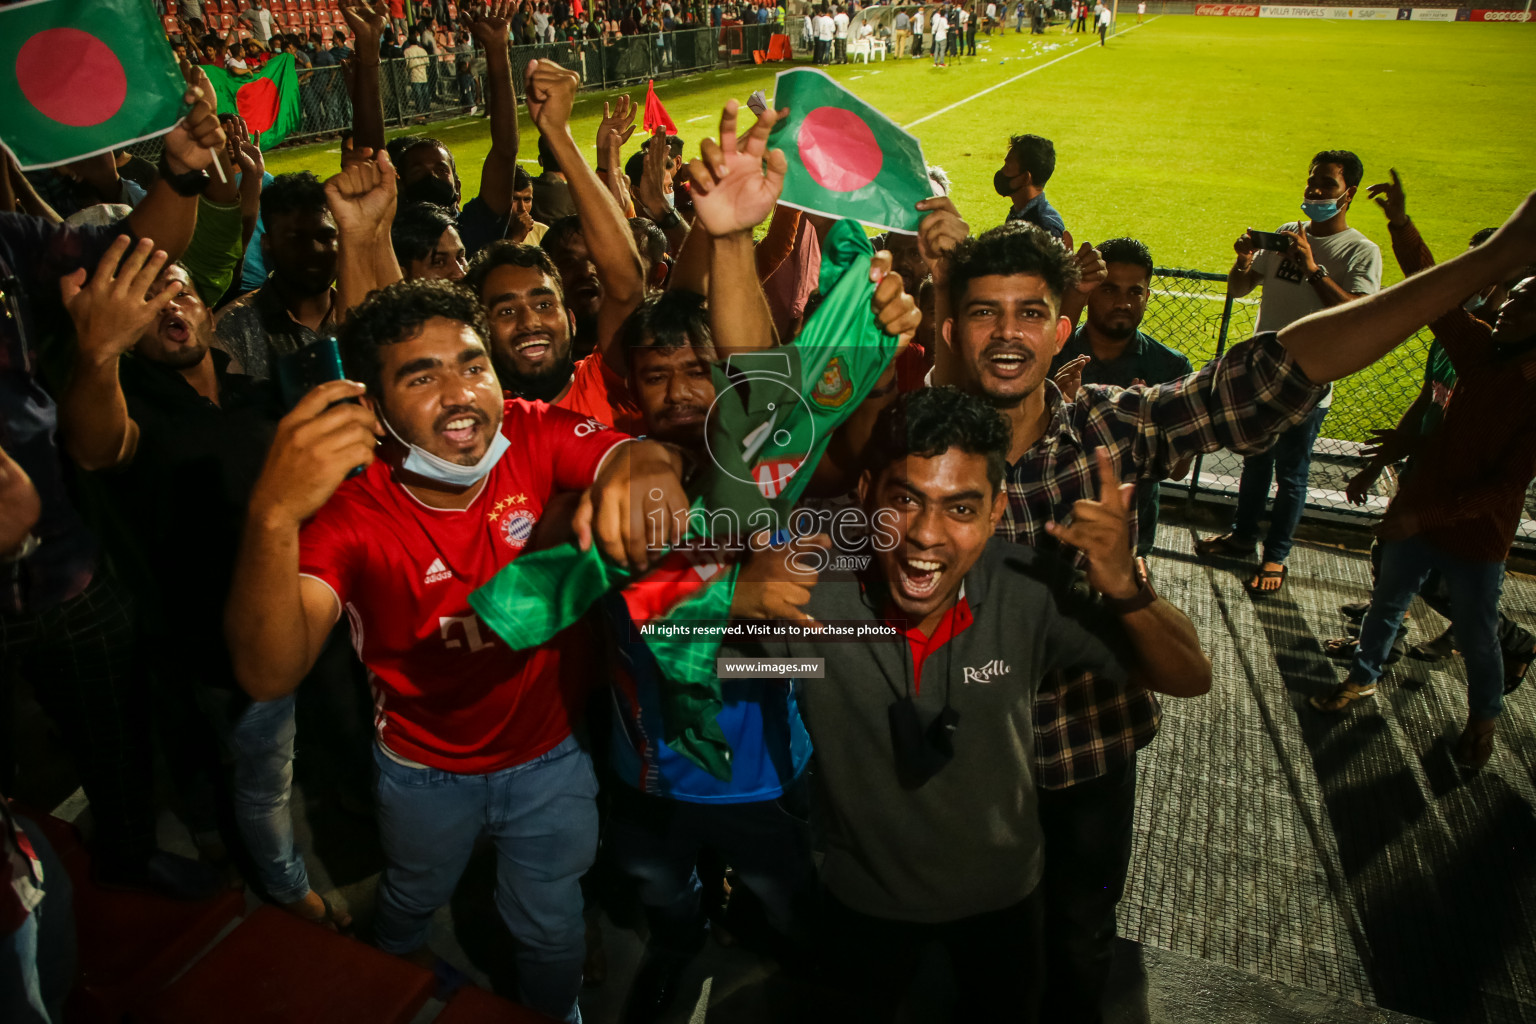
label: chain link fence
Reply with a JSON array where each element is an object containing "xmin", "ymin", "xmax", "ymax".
[
  {"xmin": 129, "ymin": 24, "xmax": 780, "ymax": 160},
  {"xmin": 1142, "ymin": 268, "xmax": 1536, "ymax": 546}
]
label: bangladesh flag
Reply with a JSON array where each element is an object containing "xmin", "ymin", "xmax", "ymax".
[
  {"xmin": 768, "ymin": 67, "xmax": 931, "ymax": 235},
  {"xmin": 470, "ymin": 220, "xmax": 901, "ymax": 780},
  {"xmin": 201, "ymin": 55, "xmax": 302, "ymax": 150},
  {"xmin": 0, "ymin": 0, "xmax": 187, "ymax": 170}
]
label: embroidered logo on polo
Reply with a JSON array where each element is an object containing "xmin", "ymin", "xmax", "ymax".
[
  {"xmin": 962, "ymin": 658, "xmax": 1011, "ymax": 685},
  {"xmin": 811, "ymin": 356, "xmax": 854, "ymax": 408},
  {"xmin": 423, "ymin": 558, "xmax": 452, "ymax": 585},
  {"xmin": 501, "ymin": 509, "xmax": 538, "ymax": 549}
]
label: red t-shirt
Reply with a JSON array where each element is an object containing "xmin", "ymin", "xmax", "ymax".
[
  {"xmin": 556, "ymin": 353, "xmax": 646, "ymax": 435},
  {"xmin": 299, "ymin": 399, "xmax": 629, "ymax": 773}
]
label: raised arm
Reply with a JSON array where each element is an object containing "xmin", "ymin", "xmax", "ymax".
[
  {"xmin": 325, "ymin": 149, "xmax": 400, "ymax": 318},
  {"xmin": 340, "ymin": 0, "xmax": 390, "ymax": 156},
  {"xmin": 57, "ymin": 238, "xmax": 185, "ymax": 471},
  {"xmin": 917, "ymin": 196, "xmax": 969, "ymax": 386},
  {"xmin": 126, "ymin": 69, "xmax": 228, "ymax": 258},
  {"xmin": 525, "ymin": 58, "xmax": 645, "ymax": 375},
  {"xmin": 1278, "ymin": 190, "xmax": 1536, "ymax": 385},
  {"xmin": 1045, "ymin": 448, "xmax": 1211, "ymax": 698},
  {"xmin": 688, "ymin": 100, "xmax": 787, "ymax": 355},
  {"xmin": 226, "ymin": 380, "xmax": 382, "ymax": 700},
  {"xmin": 464, "ymin": 1, "xmax": 519, "ymax": 216}
]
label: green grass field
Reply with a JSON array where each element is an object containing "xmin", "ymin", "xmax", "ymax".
[{"xmin": 262, "ymin": 17, "xmax": 1536, "ymax": 440}]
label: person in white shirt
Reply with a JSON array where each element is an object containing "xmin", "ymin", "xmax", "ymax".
[
  {"xmin": 912, "ymin": 8, "xmax": 925, "ymax": 55},
  {"xmin": 833, "ymin": 7, "xmax": 850, "ymax": 63},
  {"xmin": 238, "ymin": 0, "xmax": 273, "ymax": 44},
  {"xmin": 1096, "ymin": 0, "xmax": 1111, "ymax": 44},
  {"xmin": 931, "ymin": 8, "xmax": 949, "ymax": 64},
  {"xmin": 985, "ymin": 0, "xmax": 997, "ymax": 32},
  {"xmin": 1137, "ymin": 0, "xmax": 1146, "ymax": 21},
  {"xmin": 815, "ymin": 6, "xmax": 836, "ymax": 63}
]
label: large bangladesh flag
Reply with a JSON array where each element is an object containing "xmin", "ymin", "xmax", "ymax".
[
  {"xmin": 470, "ymin": 220, "xmax": 901, "ymax": 780},
  {"xmin": 202, "ymin": 55, "xmax": 302, "ymax": 150},
  {"xmin": 768, "ymin": 68, "xmax": 931, "ymax": 235},
  {"xmin": 0, "ymin": 0, "xmax": 187, "ymax": 170}
]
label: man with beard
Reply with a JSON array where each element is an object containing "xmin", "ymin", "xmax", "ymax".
[
  {"xmin": 1050, "ymin": 238, "xmax": 1192, "ymax": 556},
  {"xmin": 921, "ymin": 190, "xmax": 1536, "ymax": 1021},
  {"xmin": 350, "ymin": 0, "xmax": 521, "ymax": 259},
  {"xmin": 463, "ymin": 60, "xmax": 646, "ymax": 428},
  {"xmin": 733, "ymin": 387, "xmax": 1210, "ymax": 1023},
  {"xmin": 214, "ymin": 172, "xmax": 339, "ymax": 381},
  {"xmin": 998, "ymin": 133, "xmax": 1065, "ymax": 240},
  {"xmin": 225, "ymin": 276, "xmax": 691, "ymax": 1021},
  {"xmin": 55, "ymin": 257, "xmax": 356, "ymax": 929}
]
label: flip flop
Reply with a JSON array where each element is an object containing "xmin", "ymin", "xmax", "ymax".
[
  {"xmin": 1310, "ymin": 682, "xmax": 1376, "ymax": 712},
  {"xmin": 1194, "ymin": 533, "xmax": 1256, "ymax": 559},
  {"xmin": 1244, "ymin": 565, "xmax": 1287, "ymax": 596}
]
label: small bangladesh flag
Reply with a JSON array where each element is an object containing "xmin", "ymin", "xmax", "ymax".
[
  {"xmin": 768, "ymin": 67, "xmax": 931, "ymax": 235},
  {"xmin": 201, "ymin": 55, "xmax": 303, "ymax": 150},
  {"xmin": 0, "ymin": 0, "xmax": 187, "ymax": 170}
]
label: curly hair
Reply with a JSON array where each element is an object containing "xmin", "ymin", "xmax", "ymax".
[
  {"xmin": 868, "ymin": 386, "xmax": 1011, "ymax": 493},
  {"xmin": 338, "ymin": 279, "xmax": 489, "ymax": 396},
  {"xmin": 1098, "ymin": 237, "xmax": 1154, "ymax": 279},
  {"xmin": 947, "ymin": 221, "xmax": 1080, "ymax": 316},
  {"xmin": 259, "ymin": 171, "xmax": 330, "ymax": 231},
  {"xmin": 463, "ymin": 240, "xmax": 565, "ymax": 305}
]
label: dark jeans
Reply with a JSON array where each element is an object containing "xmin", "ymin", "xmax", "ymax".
[
  {"xmin": 606, "ymin": 777, "xmax": 816, "ymax": 954},
  {"xmin": 815, "ymin": 888, "xmax": 1045, "ymax": 1022},
  {"xmin": 1, "ymin": 816, "xmax": 75, "ymax": 1024},
  {"xmin": 1231, "ymin": 403, "xmax": 1328, "ymax": 565},
  {"xmin": 1, "ymin": 574, "xmax": 155, "ymax": 864},
  {"xmin": 1038, "ymin": 753, "xmax": 1138, "ymax": 1024},
  {"xmin": 1354, "ymin": 538, "xmax": 1505, "ymax": 720},
  {"xmin": 813, "ymin": 38, "xmax": 829, "ymax": 63},
  {"xmin": 1366, "ymin": 539, "xmax": 1534, "ymax": 657}
]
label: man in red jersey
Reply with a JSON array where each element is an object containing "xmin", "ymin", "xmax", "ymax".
[{"xmin": 225, "ymin": 279, "xmax": 689, "ymax": 1022}]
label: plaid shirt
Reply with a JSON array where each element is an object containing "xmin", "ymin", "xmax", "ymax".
[{"xmin": 1003, "ymin": 331, "xmax": 1325, "ymax": 789}]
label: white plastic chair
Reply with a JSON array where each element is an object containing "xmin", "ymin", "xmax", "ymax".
[{"xmin": 849, "ymin": 37, "xmax": 872, "ymax": 62}]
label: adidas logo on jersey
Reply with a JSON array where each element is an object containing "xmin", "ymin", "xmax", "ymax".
[{"xmin": 424, "ymin": 558, "xmax": 452, "ymax": 585}]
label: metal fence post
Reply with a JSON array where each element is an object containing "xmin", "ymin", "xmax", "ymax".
[{"xmin": 1184, "ymin": 288, "xmax": 1237, "ymax": 512}]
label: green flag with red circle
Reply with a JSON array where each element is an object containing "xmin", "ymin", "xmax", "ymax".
[
  {"xmin": 0, "ymin": 0, "xmax": 188, "ymax": 170},
  {"xmin": 200, "ymin": 56, "xmax": 302, "ymax": 151},
  {"xmin": 768, "ymin": 68, "xmax": 931, "ymax": 235}
]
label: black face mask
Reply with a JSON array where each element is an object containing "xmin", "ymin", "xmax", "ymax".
[
  {"xmin": 994, "ymin": 168, "xmax": 1020, "ymax": 198},
  {"xmin": 403, "ymin": 176, "xmax": 457, "ymax": 211}
]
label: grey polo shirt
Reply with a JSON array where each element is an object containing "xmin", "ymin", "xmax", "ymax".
[{"xmin": 731, "ymin": 537, "xmax": 1134, "ymax": 923}]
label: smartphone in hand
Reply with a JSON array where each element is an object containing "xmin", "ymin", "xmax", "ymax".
[
  {"xmin": 277, "ymin": 337, "xmax": 367, "ymax": 478},
  {"xmin": 1248, "ymin": 229, "xmax": 1291, "ymax": 253}
]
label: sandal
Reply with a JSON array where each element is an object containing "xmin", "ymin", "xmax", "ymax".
[
  {"xmin": 1453, "ymin": 718, "xmax": 1496, "ymax": 769},
  {"xmin": 1244, "ymin": 565, "xmax": 1287, "ymax": 596},
  {"xmin": 1309, "ymin": 681, "xmax": 1376, "ymax": 712},
  {"xmin": 1325, "ymin": 626, "xmax": 1407, "ymax": 663},
  {"xmin": 284, "ymin": 894, "xmax": 353, "ymax": 935},
  {"xmin": 1503, "ymin": 644, "xmax": 1533, "ymax": 695},
  {"xmin": 1194, "ymin": 533, "xmax": 1256, "ymax": 560}
]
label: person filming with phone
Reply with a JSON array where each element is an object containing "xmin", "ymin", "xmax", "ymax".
[{"xmin": 1197, "ymin": 150, "xmax": 1382, "ymax": 594}]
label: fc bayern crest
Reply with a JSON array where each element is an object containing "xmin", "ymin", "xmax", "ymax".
[{"xmin": 501, "ymin": 509, "xmax": 538, "ymax": 549}]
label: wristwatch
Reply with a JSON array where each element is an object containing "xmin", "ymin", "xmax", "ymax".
[
  {"xmin": 1308, "ymin": 264, "xmax": 1331, "ymax": 285},
  {"xmin": 1103, "ymin": 560, "xmax": 1156, "ymax": 615},
  {"xmin": 157, "ymin": 157, "xmax": 212, "ymax": 197}
]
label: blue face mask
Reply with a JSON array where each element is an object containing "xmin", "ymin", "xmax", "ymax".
[
  {"xmin": 1301, "ymin": 195, "xmax": 1345, "ymax": 222},
  {"xmin": 383, "ymin": 416, "xmax": 510, "ymax": 487}
]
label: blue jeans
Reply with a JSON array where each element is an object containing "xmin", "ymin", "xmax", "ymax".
[
  {"xmin": 1, "ymin": 818, "xmax": 74, "ymax": 1024},
  {"xmin": 606, "ymin": 777, "xmax": 816, "ymax": 954},
  {"xmin": 1231, "ymin": 404, "xmax": 1327, "ymax": 564},
  {"xmin": 372, "ymin": 734, "xmax": 599, "ymax": 1023},
  {"xmin": 1351, "ymin": 536, "xmax": 1506, "ymax": 720}
]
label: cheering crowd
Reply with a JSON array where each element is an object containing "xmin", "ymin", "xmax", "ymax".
[{"xmin": 4, "ymin": 2, "xmax": 1536, "ymax": 1020}]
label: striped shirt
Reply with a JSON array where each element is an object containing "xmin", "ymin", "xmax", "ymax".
[{"xmin": 1000, "ymin": 331, "xmax": 1325, "ymax": 788}]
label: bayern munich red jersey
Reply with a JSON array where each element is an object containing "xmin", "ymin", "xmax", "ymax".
[{"xmin": 299, "ymin": 398, "xmax": 630, "ymax": 773}]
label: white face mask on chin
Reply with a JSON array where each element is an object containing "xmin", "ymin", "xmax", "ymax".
[{"xmin": 382, "ymin": 415, "xmax": 510, "ymax": 487}]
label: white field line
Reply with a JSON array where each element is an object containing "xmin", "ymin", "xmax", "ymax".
[{"xmin": 902, "ymin": 16, "xmax": 1159, "ymax": 129}]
